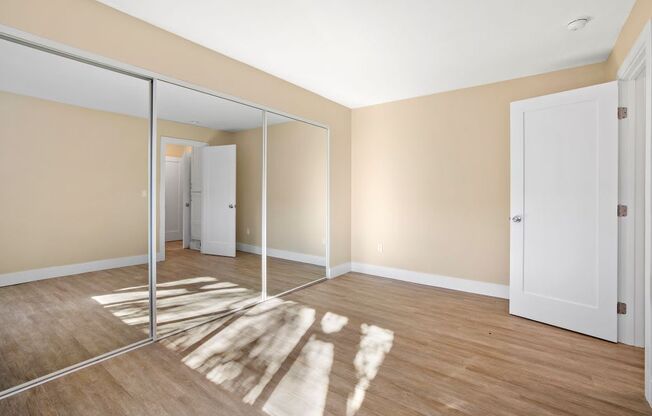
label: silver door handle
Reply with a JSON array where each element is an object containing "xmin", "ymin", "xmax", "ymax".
[
  {"xmin": 229, "ymin": 204, "xmax": 235, "ymax": 208},
  {"xmin": 511, "ymin": 215, "xmax": 522, "ymax": 223}
]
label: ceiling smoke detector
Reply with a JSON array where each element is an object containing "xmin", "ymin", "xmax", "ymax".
[{"xmin": 567, "ymin": 18, "xmax": 590, "ymax": 32}]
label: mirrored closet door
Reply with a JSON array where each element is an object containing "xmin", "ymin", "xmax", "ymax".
[
  {"xmin": 0, "ymin": 30, "xmax": 330, "ymax": 399},
  {"xmin": 266, "ymin": 113, "xmax": 328, "ymax": 296},
  {"xmin": 0, "ymin": 38, "xmax": 151, "ymax": 394},
  {"xmin": 155, "ymin": 81, "xmax": 264, "ymax": 336}
]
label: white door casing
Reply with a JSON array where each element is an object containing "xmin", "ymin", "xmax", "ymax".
[
  {"xmin": 201, "ymin": 145, "xmax": 237, "ymax": 257},
  {"xmin": 510, "ymin": 81, "xmax": 619, "ymax": 342},
  {"xmin": 164, "ymin": 156, "xmax": 182, "ymax": 242}
]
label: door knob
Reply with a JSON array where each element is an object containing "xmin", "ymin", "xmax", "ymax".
[
  {"xmin": 185, "ymin": 202, "xmax": 190, "ymax": 207},
  {"xmin": 511, "ymin": 215, "xmax": 522, "ymax": 223},
  {"xmin": 229, "ymin": 204, "xmax": 235, "ymax": 208}
]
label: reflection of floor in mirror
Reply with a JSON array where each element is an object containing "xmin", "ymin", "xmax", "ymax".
[
  {"xmin": 0, "ymin": 241, "xmax": 324, "ymax": 392},
  {"xmin": 154, "ymin": 241, "xmax": 325, "ymax": 336},
  {"xmin": 1, "ymin": 272, "xmax": 648, "ymax": 416}
]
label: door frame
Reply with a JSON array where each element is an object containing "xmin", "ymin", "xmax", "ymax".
[
  {"xmin": 163, "ymin": 156, "xmax": 182, "ymax": 242},
  {"xmin": 159, "ymin": 136, "xmax": 208, "ymax": 261},
  {"xmin": 618, "ymin": 19, "xmax": 652, "ymax": 403}
]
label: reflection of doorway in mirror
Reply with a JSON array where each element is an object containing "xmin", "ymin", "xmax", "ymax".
[
  {"xmin": 160, "ymin": 137, "xmax": 208, "ymax": 258},
  {"xmin": 164, "ymin": 155, "xmax": 182, "ymax": 242}
]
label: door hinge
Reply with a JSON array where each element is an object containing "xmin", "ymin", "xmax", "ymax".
[
  {"xmin": 618, "ymin": 107, "xmax": 628, "ymax": 119},
  {"xmin": 617, "ymin": 302, "xmax": 627, "ymax": 315},
  {"xmin": 617, "ymin": 204, "xmax": 628, "ymax": 217}
]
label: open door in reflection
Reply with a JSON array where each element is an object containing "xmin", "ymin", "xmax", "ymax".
[
  {"xmin": 266, "ymin": 113, "xmax": 328, "ymax": 296},
  {"xmin": 154, "ymin": 82, "xmax": 264, "ymax": 336}
]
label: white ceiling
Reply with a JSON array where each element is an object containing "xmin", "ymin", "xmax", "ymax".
[
  {"xmin": 0, "ymin": 38, "xmax": 287, "ymax": 131},
  {"xmin": 96, "ymin": 0, "xmax": 635, "ymax": 108}
]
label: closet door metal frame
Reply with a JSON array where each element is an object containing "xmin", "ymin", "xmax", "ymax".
[
  {"xmin": 262, "ymin": 110, "xmax": 331, "ymax": 300},
  {"xmin": 0, "ymin": 23, "xmax": 331, "ymax": 400}
]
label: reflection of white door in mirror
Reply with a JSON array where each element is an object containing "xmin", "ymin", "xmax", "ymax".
[
  {"xmin": 201, "ymin": 145, "xmax": 237, "ymax": 257},
  {"xmin": 164, "ymin": 156, "xmax": 182, "ymax": 242}
]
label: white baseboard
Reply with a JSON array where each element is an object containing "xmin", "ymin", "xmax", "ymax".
[
  {"xmin": 0, "ymin": 254, "xmax": 149, "ymax": 287},
  {"xmin": 350, "ymin": 262, "xmax": 509, "ymax": 299},
  {"xmin": 236, "ymin": 243, "xmax": 326, "ymax": 267},
  {"xmin": 328, "ymin": 262, "xmax": 351, "ymax": 279}
]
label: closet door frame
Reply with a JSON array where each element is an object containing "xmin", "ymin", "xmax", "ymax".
[{"xmin": 261, "ymin": 111, "xmax": 331, "ymax": 301}]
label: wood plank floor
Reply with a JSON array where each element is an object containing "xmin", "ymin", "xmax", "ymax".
[
  {"xmin": 0, "ymin": 241, "xmax": 324, "ymax": 391},
  {"xmin": 1, "ymin": 271, "xmax": 649, "ymax": 415}
]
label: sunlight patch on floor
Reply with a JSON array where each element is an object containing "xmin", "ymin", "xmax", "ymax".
[
  {"xmin": 321, "ymin": 311, "xmax": 349, "ymax": 334},
  {"xmin": 347, "ymin": 324, "xmax": 394, "ymax": 416},
  {"xmin": 92, "ymin": 288, "xmax": 187, "ymax": 305},
  {"xmin": 94, "ymin": 274, "xmax": 395, "ymax": 416},
  {"xmin": 92, "ymin": 276, "xmax": 261, "ymax": 332},
  {"xmin": 181, "ymin": 298, "xmax": 316, "ymax": 404},
  {"xmin": 263, "ymin": 335, "xmax": 333, "ymax": 416}
]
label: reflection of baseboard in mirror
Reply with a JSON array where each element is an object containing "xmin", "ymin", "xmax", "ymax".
[
  {"xmin": 236, "ymin": 243, "xmax": 326, "ymax": 267},
  {"xmin": 0, "ymin": 252, "xmax": 167, "ymax": 288},
  {"xmin": 0, "ymin": 255, "xmax": 149, "ymax": 287}
]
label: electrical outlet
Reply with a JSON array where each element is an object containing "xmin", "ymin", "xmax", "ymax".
[
  {"xmin": 246, "ymin": 227, "xmax": 250, "ymax": 235},
  {"xmin": 377, "ymin": 243, "xmax": 383, "ymax": 253}
]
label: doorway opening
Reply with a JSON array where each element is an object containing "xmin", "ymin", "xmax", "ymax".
[{"xmin": 159, "ymin": 137, "xmax": 208, "ymax": 261}]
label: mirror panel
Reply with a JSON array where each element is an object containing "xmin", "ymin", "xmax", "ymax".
[
  {"xmin": 0, "ymin": 38, "xmax": 151, "ymax": 392},
  {"xmin": 266, "ymin": 113, "xmax": 328, "ymax": 296},
  {"xmin": 156, "ymin": 81, "xmax": 263, "ymax": 336}
]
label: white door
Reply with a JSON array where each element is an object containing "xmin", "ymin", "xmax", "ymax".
[
  {"xmin": 181, "ymin": 152, "xmax": 191, "ymax": 249},
  {"xmin": 201, "ymin": 145, "xmax": 236, "ymax": 257},
  {"xmin": 164, "ymin": 156, "xmax": 182, "ymax": 242},
  {"xmin": 510, "ymin": 81, "xmax": 619, "ymax": 342}
]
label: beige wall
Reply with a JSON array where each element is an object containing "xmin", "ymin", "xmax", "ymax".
[
  {"xmin": 0, "ymin": 91, "xmax": 241, "ymax": 275},
  {"xmin": 606, "ymin": 0, "xmax": 652, "ymax": 78},
  {"xmin": 210, "ymin": 121, "xmax": 327, "ymax": 257},
  {"xmin": 0, "ymin": 88, "xmax": 326, "ymax": 275},
  {"xmin": 351, "ymin": 0, "xmax": 652, "ymax": 285},
  {"xmin": 0, "ymin": 0, "xmax": 351, "ymax": 268},
  {"xmin": 0, "ymin": 91, "xmax": 149, "ymax": 274},
  {"xmin": 352, "ymin": 64, "xmax": 611, "ymax": 285},
  {"xmin": 267, "ymin": 122, "xmax": 327, "ymax": 256}
]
